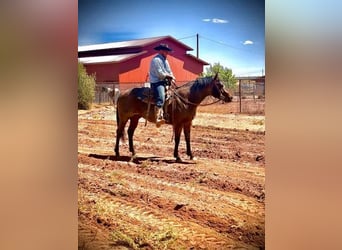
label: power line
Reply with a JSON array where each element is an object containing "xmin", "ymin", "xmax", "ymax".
[
  {"xmin": 199, "ymin": 35, "xmax": 260, "ymax": 55},
  {"xmin": 177, "ymin": 34, "xmax": 261, "ymax": 55},
  {"xmin": 177, "ymin": 35, "xmax": 197, "ymax": 41}
]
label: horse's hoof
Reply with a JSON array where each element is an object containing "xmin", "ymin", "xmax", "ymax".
[
  {"xmin": 130, "ymin": 154, "xmax": 136, "ymax": 162},
  {"xmin": 191, "ymin": 156, "xmax": 197, "ymax": 161},
  {"xmin": 176, "ymin": 157, "xmax": 183, "ymax": 163}
]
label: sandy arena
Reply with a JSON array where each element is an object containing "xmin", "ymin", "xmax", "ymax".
[{"xmin": 78, "ymin": 102, "xmax": 265, "ymax": 249}]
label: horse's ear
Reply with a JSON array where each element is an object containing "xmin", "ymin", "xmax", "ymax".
[{"xmin": 214, "ymin": 72, "xmax": 218, "ymax": 80}]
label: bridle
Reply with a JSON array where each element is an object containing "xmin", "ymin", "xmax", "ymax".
[
  {"xmin": 171, "ymin": 89, "xmax": 222, "ymax": 106},
  {"xmin": 168, "ymin": 79, "xmax": 225, "ymax": 106}
]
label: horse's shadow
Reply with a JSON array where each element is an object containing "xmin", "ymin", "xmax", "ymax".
[{"xmin": 88, "ymin": 153, "xmax": 195, "ymax": 165}]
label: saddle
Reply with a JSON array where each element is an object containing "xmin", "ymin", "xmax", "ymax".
[
  {"xmin": 133, "ymin": 85, "xmax": 173, "ymax": 124},
  {"xmin": 134, "ymin": 86, "xmax": 172, "ymax": 106}
]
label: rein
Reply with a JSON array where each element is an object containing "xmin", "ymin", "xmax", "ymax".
[{"xmin": 169, "ymin": 86, "xmax": 222, "ymax": 106}]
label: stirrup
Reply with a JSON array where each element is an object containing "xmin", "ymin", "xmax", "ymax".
[{"xmin": 156, "ymin": 119, "xmax": 165, "ymax": 128}]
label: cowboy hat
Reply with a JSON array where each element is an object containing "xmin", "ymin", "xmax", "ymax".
[{"xmin": 154, "ymin": 43, "xmax": 172, "ymax": 51}]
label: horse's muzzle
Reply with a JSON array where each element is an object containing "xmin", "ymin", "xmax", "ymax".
[{"xmin": 221, "ymin": 94, "xmax": 233, "ymax": 103}]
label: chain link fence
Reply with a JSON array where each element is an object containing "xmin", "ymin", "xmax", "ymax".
[
  {"xmin": 94, "ymin": 80, "xmax": 265, "ymax": 115},
  {"xmin": 235, "ymin": 79, "xmax": 265, "ymax": 114}
]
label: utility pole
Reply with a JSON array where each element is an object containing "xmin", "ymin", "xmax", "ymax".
[{"xmin": 196, "ymin": 33, "xmax": 199, "ymax": 58}]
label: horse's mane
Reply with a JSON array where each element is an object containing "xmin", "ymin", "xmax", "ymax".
[{"xmin": 177, "ymin": 76, "xmax": 213, "ymax": 91}]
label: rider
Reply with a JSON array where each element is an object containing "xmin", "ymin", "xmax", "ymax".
[{"xmin": 149, "ymin": 43, "xmax": 176, "ymax": 127}]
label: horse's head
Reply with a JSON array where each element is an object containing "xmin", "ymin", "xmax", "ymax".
[{"xmin": 211, "ymin": 73, "xmax": 233, "ymax": 102}]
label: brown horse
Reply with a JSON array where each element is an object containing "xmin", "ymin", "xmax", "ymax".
[{"xmin": 115, "ymin": 73, "xmax": 232, "ymax": 162}]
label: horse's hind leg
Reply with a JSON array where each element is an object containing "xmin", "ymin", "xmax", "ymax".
[
  {"xmin": 128, "ymin": 115, "xmax": 140, "ymax": 157},
  {"xmin": 183, "ymin": 122, "xmax": 194, "ymax": 160}
]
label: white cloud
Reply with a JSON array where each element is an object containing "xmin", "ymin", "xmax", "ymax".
[
  {"xmin": 202, "ymin": 18, "xmax": 228, "ymax": 24},
  {"xmin": 212, "ymin": 18, "xmax": 228, "ymax": 24},
  {"xmin": 243, "ymin": 40, "xmax": 254, "ymax": 45}
]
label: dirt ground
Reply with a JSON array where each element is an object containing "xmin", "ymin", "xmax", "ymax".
[{"xmin": 78, "ymin": 102, "xmax": 265, "ymax": 249}]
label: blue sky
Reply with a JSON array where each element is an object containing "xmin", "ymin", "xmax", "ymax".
[{"xmin": 79, "ymin": 0, "xmax": 264, "ymax": 76}]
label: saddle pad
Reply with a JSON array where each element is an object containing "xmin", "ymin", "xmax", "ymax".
[{"xmin": 132, "ymin": 87, "xmax": 156, "ymax": 104}]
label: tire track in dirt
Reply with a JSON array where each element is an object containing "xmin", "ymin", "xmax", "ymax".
[
  {"xmin": 78, "ymin": 152, "xmax": 264, "ymax": 201},
  {"xmin": 79, "ymin": 162, "xmax": 263, "ymax": 217},
  {"xmin": 78, "ymin": 218, "xmax": 115, "ymax": 250},
  {"xmin": 79, "ymin": 154, "xmax": 264, "ymax": 248},
  {"xmin": 78, "ymin": 119, "xmax": 265, "ymax": 165},
  {"xmin": 79, "ymin": 189, "xmax": 243, "ymax": 249}
]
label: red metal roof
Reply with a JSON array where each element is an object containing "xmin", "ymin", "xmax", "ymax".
[
  {"xmin": 186, "ymin": 53, "xmax": 209, "ymax": 65},
  {"xmin": 78, "ymin": 51, "xmax": 147, "ymax": 64},
  {"xmin": 78, "ymin": 35, "xmax": 193, "ymax": 52}
]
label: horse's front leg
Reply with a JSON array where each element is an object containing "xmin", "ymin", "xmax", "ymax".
[
  {"xmin": 183, "ymin": 122, "xmax": 194, "ymax": 160},
  {"xmin": 173, "ymin": 125, "xmax": 182, "ymax": 162},
  {"xmin": 128, "ymin": 116, "xmax": 139, "ymax": 157},
  {"xmin": 115, "ymin": 119, "xmax": 127, "ymax": 157}
]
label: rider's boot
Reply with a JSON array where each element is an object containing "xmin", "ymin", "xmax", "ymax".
[{"xmin": 155, "ymin": 106, "xmax": 165, "ymax": 128}]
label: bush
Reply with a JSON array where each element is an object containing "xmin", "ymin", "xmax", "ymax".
[{"xmin": 78, "ymin": 62, "xmax": 95, "ymax": 110}]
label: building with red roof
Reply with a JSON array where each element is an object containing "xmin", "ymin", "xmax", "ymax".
[{"xmin": 78, "ymin": 36, "xmax": 209, "ymax": 87}]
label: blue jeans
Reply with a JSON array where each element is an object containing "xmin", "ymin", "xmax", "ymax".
[{"xmin": 151, "ymin": 81, "xmax": 165, "ymax": 108}]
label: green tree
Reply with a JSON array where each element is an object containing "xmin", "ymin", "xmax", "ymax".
[
  {"xmin": 78, "ymin": 62, "xmax": 96, "ymax": 110},
  {"xmin": 203, "ymin": 62, "xmax": 237, "ymax": 89}
]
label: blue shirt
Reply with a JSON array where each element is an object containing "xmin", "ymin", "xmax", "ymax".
[{"xmin": 149, "ymin": 54, "xmax": 174, "ymax": 83}]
